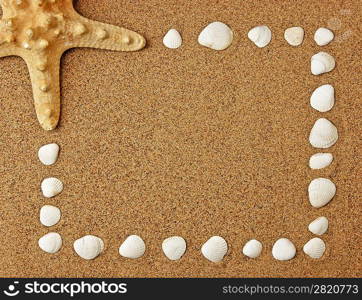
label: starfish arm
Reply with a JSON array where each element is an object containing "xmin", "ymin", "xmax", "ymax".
[
  {"xmin": 64, "ymin": 14, "xmax": 146, "ymax": 52},
  {"xmin": 0, "ymin": 45, "xmax": 17, "ymax": 58},
  {"xmin": 0, "ymin": 34, "xmax": 21, "ymax": 57},
  {"xmin": 23, "ymin": 53, "xmax": 61, "ymax": 130}
]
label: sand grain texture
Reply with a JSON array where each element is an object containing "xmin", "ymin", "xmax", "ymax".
[{"xmin": 0, "ymin": 0, "xmax": 361, "ymax": 277}]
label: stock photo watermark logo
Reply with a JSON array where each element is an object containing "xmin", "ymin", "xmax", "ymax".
[
  {"xmin": 3, "ymin": 282, "xmax": 20, "ymax": 297},
  {"xmin": 327, "ymin": 9, "xmax": 353, "ymax": 43},
  {"xmin": 3, "ymin": 281, "xmax": 128, "ymax": 298}
]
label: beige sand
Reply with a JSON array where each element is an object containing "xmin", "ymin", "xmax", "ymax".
[{"xmin": 0, "ymin": 0, "xmax": 361, "ymax": 277}]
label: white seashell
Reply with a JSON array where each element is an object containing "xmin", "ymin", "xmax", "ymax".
[
  {"xmin": 41, "ymin": 177, "xmax": 63, "ymax": 198},
  {"xmin": 201, "ymin": 236, "xmax": 228, "ymax": 262},
  {"xmin": 309, "ymin": 153, "xmax": 333, "ymax": 169},
  {"xmin": 162, "ymin": 236, "xmax": 187, "ymax": 260},
  {"xmin": 242, "ymin": 239, "xmax": 262, "ymax": 258},
  {"xmin": 284, "ymin": 26, "xmax": 304, "ymax": 46},
  {"xmin": 163, "ymin": 29, "xmax": 182, "ymax": 49},
  {"xmin": 308, "ymin": 178, "xmax": 336, "ymax": 208},
  {"xmin": 309, "ymin": 118, "xmax": 338, "ymax": 149},
  {"xmin": 303, "ymin": 237, "xmax": 326, "ymax": 258},
  {"xmin": 198, "ymin": 21, "xmax": 233, "ymax": 51},
  {"xmin": 38, "ymin": 143, "xmax": 59, "ymax": 166},
  {"xmin": 73, "ymin": 235, "xmax": 104, "ymax": 260},
  {"xmin": 311, "ymin": 52, "xmax": 335, "ymax": 75},
  {"xmin": 272, "ymin": 238, "xmax": 296, "ymax": 261},
  {"xmin": 310, "ymin": 84, "xmax": 335, "ymax": 112},
  {"xmin": 308, "ymin": 216, "xmax": 329, "ymax": 235},
  {"xmin": 119, "ymin": 235, "xmax": 146, "ymax": 259},
  {"xmin": 38, "ymin": 232, "xmax": 62, "ymax": 254},
  {"xmin": 40, "ymin": 205, "xmax": 61, "ymax": 227},
  {"xmin": 248, "ymin": 25, "xmax": 272, "ymax": 48},
  {"xmin": 314, "ymin": 28, "xmax": 334, "ymax": 46}
]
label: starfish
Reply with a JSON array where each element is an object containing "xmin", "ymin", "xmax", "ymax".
[{"xmin": 0, "ymin": 0, "xmax": 146, "ymax": 130}]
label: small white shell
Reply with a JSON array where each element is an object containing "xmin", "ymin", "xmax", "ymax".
[
  {"xmin": 308, "ymin": 216, "xmax": 329, "ymax": 235},
  {"xmin": 38, "ymin": 143, "xmax": 59, "ymax": 166},
  {"xmin": 201, "ymin": 236, "xmax": 228, "ymax": 262},
  {"xmin": 284, "ymin": 26, "xmax": 304, "ymax": 46},
  {"xmin": 73, "ymin": 235, "xmax": 104, "ymax": 260},
  {"xmin": 38, "ymin": 232, "xmax": 62, "ymax": 254},
  {"xmin": 309, "ymin": 118, "xmax": 338, "ymax": 149},
  {"xmin": 162, "ymin": 236, "xmax": 187, "ymax": 260},
  {"xmin": 163, "ymin": 29, "xmax": 182, "ymax": 49},
  {"xmin": 40, "ymin": 205, "xmax": 61, "ymax": 227},
  {"xmin": 308, "ymin": 178, "xmax": 336, "ymax": 208},
  {"xmin": 198, "ymin": 21, "xmax": 233, "ymax": 51},
  {"xmin": 41, "ymin": 177, "xmax": 63, "ymax": 198},
  {"xmin": 310, "ymin": 84, "xmax": 335, "ymax": 112},
  {"xmin": 248, "ymin": 25, "xmax": 272, "ymax": 48},
  {"xmin": 311, "ymin": 52, "xmax": 336, "ymax": 75},
  {"xmin": 303, "ymin": 237, "xmax": 326, "ymax": 258},
  {"xmin": 272, "ymin": 238, "xmax": 296, "ymax": 261},
  {"xmin": 314, "ymin": 28, "xmax": 334, "ymax": 46},
  {"xmin": 119, "ymin": 235, "xmax": 145, "ymax": 259},
  {"xmin": 242, "ymin": 239, "xmax": 262, "ymax": 258},
  {"xmin": 309, "ymin": 153, "xmax": 333, "ymax": 169}
]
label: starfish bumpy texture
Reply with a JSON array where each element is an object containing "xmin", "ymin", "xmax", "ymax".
[{"xmin": 0, "ymin": 0, "xmax": 146, "ymax": 130}]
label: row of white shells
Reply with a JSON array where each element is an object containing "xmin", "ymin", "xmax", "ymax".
[
  {"xmin": 163, "ymin": 22, "xmax": 334, "ymax": 50},
  {"xmin": 37, "ymin": 144, "xmax": 62, "ymax": 230},
  {"xmin": 38, "ymin": 234, "xmax": 327, "ymax": 261},
  {"xmin": 305, "ymin": 35, "xmax": 336, "ymax": 256},
  {"xmin": 308, "ymin": 26, "xmax": 338, "ymax": 212},
  {"xmin": 309, "ymin": 54, "xmax": 335, "ymax": 160},
  {"xmin": 308, "ymin": 43, "xmax": 338, "ymax": 202}
]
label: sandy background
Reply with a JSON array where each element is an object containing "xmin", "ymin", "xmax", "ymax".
[{"xmin": 0, "ymin": 0, "xmax": 361, "ymax": 278}]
